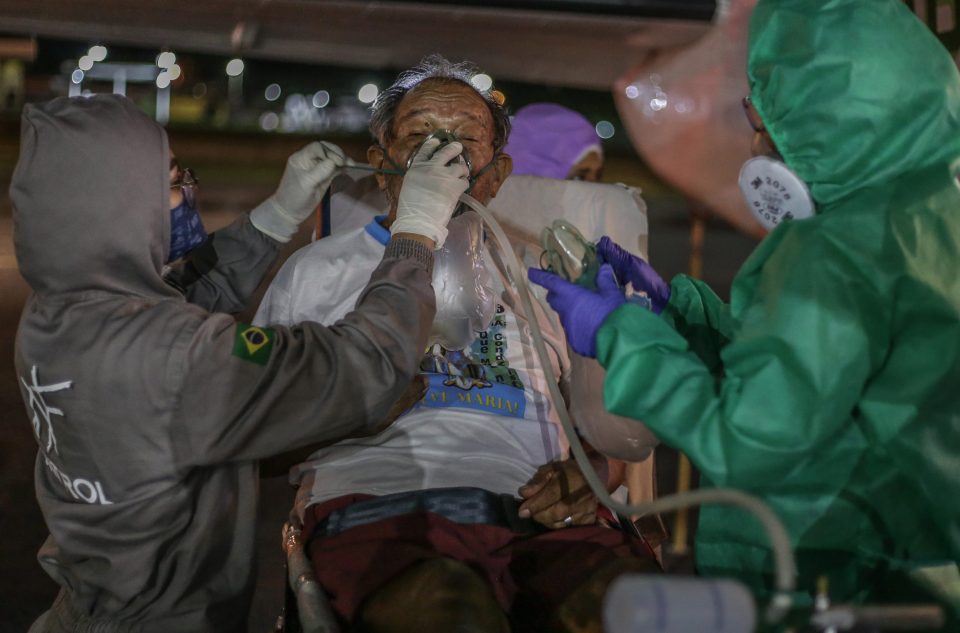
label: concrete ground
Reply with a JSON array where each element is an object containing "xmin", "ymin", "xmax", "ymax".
[{"xmin": 0, "ymin": 122, "xmax": 757, "ymax": 632}]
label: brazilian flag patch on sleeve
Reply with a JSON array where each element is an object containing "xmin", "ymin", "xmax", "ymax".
[{"xmin": 232, "ymin": 323, "xmax": 275, "ymax": 366}]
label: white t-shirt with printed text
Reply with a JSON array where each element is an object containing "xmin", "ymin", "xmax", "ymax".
[{"xmin": 254, "ymin": 219, "xmax": 572, "ymax": 518}]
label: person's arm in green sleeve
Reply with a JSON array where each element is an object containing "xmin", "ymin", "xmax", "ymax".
[
  {"xmin": 595, "ymin": 230, "xmax": 882, "ymax": 488},
  {"xmin": 660, "ymin": 274, "xmax": 735, "ymax": 376},
  {"xmin": 596, "ymin": 235, "xmax": 734, "ymax": 374}
]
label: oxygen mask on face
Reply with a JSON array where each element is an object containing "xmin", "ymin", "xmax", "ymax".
[
  {"xmin": 406, "ymin": 129, "xmax": 474, "ymax": 176},
  {"xmin": 362, "ymin": 129, "xmax": 497, "ymax": 204},
  {"xmin": 429, "ymin": 209, "xmax": 496, "ymax": 351},
  {"xmin": 539, "ymin": 220, "xmax": 600, "ymax": 287},
  {"xmin": 418, "ymin": 131, "xmax": 471, "ymax": 217}
]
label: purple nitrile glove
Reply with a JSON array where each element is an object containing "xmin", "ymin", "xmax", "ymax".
[
  {"xmin": 528, "ymin": 263, "xmax": 626, "ymax": 358},
  {"xmin": 596, "ymin": 236, "xmax": 671, "ymax": 314}
]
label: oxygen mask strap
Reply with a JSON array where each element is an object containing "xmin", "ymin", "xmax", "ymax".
[{"xmin": 376, "ymin": 144, "xmax": 407, "ymax": 175}]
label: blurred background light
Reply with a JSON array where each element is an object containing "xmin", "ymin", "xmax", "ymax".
[
  {"xmin": 357, "ymin": 83, "xmax": 378, "ymax": 104},
  {"xmin": 225, "ymin": 58, "xmax": 244, "ymax": 77},
  {"xmin": 595, "ymin": 120, "xmax": 615, "ymax": 139},
  {"xmin": 88, "ymin": 45, "xmax": 107, "ymax": 62},
  {"xmin": 470, "ymin": 73, "xmax": 493, "ymax": 92},
  {"xmin": 70, "ymin": 69, "xmax": 84, "ymax": 84},
  {"xmin": 312, "ymin": 89, "xmax": 330, "ymax": 108},
  {"xmin": 77, "ymin": 55, "xmax": 93, "ymax": 71},
  {"xmin": 259, "ymin": 111, "xmax": 279, "ymax": 131},
  {"xmin": 264, "ymin": 83, "xmax": 281, "ymax": 102},
  {"xmin": 156, "ymin": 51, "xmax": 176, "ymax": 69},
  {"xmin": 649, "ymin": 95, "xmax": 668, "ymax": 111},
  {"xmin": 286, "ymin": 93, "xmax": 307, "ymax": 109}
]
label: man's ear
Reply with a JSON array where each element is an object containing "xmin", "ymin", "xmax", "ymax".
[
  {"xmin": 367, "ymin": 145, "xmax": 388, "ymax": 191},
  {"xmin": 486, "ymin": 153, "xmax": 513, "ymax": 199}
]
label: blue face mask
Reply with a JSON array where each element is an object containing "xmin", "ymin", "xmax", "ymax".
[{"xmin": 167, "ymin": 199, "xmax": 208, "ymax": 263}]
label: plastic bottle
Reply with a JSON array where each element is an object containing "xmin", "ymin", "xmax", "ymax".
[{"xmin": 604, "ymin": 575, "xmax": 757, "ymax": 633}]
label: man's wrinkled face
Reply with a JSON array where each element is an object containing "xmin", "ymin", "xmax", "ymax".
[{"xmin": 368, "ymin": 79, "xmax": 512, "ymax": 222}]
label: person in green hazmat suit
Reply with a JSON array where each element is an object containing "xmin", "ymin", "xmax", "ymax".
[{"xmin": 529, "ymin": 0, "xmax": 960, "ymax": 612}]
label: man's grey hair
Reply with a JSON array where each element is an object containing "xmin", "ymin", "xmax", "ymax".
[{"xmin": 369, "ymin": 54, "xmax": 511, "ymax": 151}]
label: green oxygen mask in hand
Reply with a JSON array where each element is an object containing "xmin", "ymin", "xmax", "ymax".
[
  {"xmin": 539, "ymin": 220, "xmax": 652, "ymax": 309},
  {"xmin": 539, "ymin": 220, "xmax": 600, "ymax": 288}
]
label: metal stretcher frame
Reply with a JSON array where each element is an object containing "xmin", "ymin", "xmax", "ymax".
[{"xmin": 280, "ymin": 518, "xmax": 340, "ymax": 633}]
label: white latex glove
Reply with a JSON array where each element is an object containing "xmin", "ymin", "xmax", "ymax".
[
  {"xmin": 390, "ymin": 138, "xmax": 469, "ymax": 249},
  {"xmin": 250, "ymin": 141, "xmax": 352, "ymax": 242}
]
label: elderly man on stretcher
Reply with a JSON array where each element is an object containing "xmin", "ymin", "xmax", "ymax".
[{"xmin": 255, "ymin": 55, "xmax": 660, "ymax": 633}]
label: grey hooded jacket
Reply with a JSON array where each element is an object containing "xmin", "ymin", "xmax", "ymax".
[{"xmin": 11, "ymin": 95, "xmax": 435, "ymax": 632}]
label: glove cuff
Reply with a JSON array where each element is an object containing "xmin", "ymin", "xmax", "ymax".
[
  {"xmin": 250, "ymin": 198, "xmax": 300, "ymax": 243},
  {"xmin": 389, "ymin": 217, "xmax": 449, "ymax": 250}
]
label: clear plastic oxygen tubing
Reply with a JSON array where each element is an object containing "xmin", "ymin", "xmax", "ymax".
[
  {"xmin": 458, "ymin": 192, "xmax": 796, "ymax": 624},
  {"xmin": 340, "ymin": 164, "xmax": 407, "ymax": 176}
]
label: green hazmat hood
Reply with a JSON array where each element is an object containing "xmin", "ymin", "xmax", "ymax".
[{"xmin": 747, "ymin": 0, "xmax": 960, "ymax": 207}]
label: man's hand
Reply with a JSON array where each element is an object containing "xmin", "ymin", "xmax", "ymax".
[
  {"xmin": 251, "ymin": 141, "xmax": 352, "ymax": 243},
  {"xmin": 368, "ymin": 375, "xmax": 428, "ymax": 436},
  {"xmin": 518, "ymin": 459, "xmax": 599, "ymax": 529},
  {"xmin": 390, "ymin": 137, "xmax": 469, "ymax": 249}
]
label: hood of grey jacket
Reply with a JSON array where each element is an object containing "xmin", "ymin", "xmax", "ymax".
[{"xmin": 12, "ymin": 95, "xmax": 181, "ymax": 299}]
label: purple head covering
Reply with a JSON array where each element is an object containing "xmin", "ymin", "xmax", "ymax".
[{"xmin": 504, "ymin": 103, "xmax": 603, "ymax": 180}]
